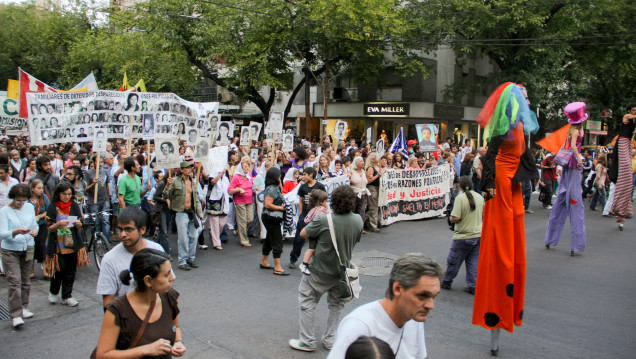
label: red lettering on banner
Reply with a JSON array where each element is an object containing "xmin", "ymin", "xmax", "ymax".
[{"xmin": 399, "ymin": 192, "xmax": 405, "ymax": 199}]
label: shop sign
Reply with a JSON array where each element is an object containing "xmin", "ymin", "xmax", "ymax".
[
  {"xmin": 588, "ymin": 130, "xmax": 607, "ymax": 135},
  {"xmin": 434, "ymin": 104, "xmax": 464, "ymax": 119},
  {"xmin": 363, "ymin": 103, "xmax": 410, "ymax": 116},
  {"xmin": 586, "ymin": 120, "xmax": 602, "ymax": 130}
]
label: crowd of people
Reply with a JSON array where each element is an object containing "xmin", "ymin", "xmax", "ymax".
[{"xmin": 0, "ymin": 99, "xmax": 634, "ymax": 358}]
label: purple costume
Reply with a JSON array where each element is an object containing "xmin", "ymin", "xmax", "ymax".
[{"xmin": 544, "ymin": 134, "xmax": 586, "ymax": 253}]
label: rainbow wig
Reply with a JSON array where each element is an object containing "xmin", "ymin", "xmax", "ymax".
[{"xmin": 477, "ymin": 82, "xmax": 539, "ymax": 142}]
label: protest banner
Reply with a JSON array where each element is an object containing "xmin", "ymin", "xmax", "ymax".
[
  {"xmin": 0, "ymin": 96, "xmax": 28, "ymax": 135},
  {"xmin": 378, "ymin": 164, "xmax": 452, "ymax": 226},
  {"xmin": 25, "ymin": 90, "xmax": 218, "ymax": 146},
  {"xmin": 254, "ymin": 174, "xmax": 350, "ymax": 238},
  {"xmin": 203, "ymin": 145, "xmax": 229, "ymax": 177},
  {"xmin": 415, "ymin": 124, "xmax": 438, "ymax": 152}
]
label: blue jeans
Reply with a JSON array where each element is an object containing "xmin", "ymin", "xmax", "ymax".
[
  {"xmin": 589, "ymin": 184, "xmax": 606, "ymax": 210},
  {"xmin": 176, "ymin": 212, "xmax": 201, "ymax": 265},
  {"xmin": 442, "ymin": 237, "xmax": 480, "ymax": 289},
  {"xmin": 522, "ymin": 180, "xmax": 532, "ymax": 209},
  {"xmin": 158, "ymin": 208, "xmax": 175, "ymax": 255},
  {"xmin": 87, "ymin": 202, "xmax": 111, "ymax": 243},
  {"xmin": 290, "ymin": 214, "xmax": 308, "ymax": 264}
]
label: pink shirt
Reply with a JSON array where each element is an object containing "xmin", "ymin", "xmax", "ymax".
[{"xmin": 228, "ymin": 174, "xmax": 254, "ymax": 205}]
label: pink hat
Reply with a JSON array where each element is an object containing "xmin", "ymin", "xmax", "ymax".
[{"xmin": 564, "ymin": 101, "xmax": 588, "ymax": 124}]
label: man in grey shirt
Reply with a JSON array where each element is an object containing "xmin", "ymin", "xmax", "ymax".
[{"xmin": 96, "ymin": 206, "xmax": 164, "ymax": 308}]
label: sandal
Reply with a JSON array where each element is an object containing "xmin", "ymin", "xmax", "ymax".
[{"xmin": 273, "ymin": 270, "xmax": 290, "ymax": 276}]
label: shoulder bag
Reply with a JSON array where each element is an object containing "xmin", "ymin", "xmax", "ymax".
[
  {"xmin": 90, "ymin": 298, "xmax": 157, "ymax": 359},
  {"xmin": 554, "ymin": 140, "xmax": 573, "ymax": 167},
  {"xmin": 327, "ymin": 213, "xmax": 361, "ymax": 302}
]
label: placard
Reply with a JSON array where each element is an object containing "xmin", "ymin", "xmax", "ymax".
[
  {"xmin": 240, "ymin": 126, "xmax": 251, "ymax": 146},
  {"xmin": 282, "ymin": 134, "xmax": 294, "ymax": 152},
  {"xmin": 415, "ymin": 124, "xmax": 438, "ymax": 152},
  {"xmin": 334, "ymin": 120, "xmax": 347, "ymax": 140},
  {"xmin": 92, "ymin": 127, "xmax": 108, "ymax": 152},
  {"xmin": 204, "ymin": 145, "xmax": 229, "ymax": 177},
  {"xmin": 265, "ymin": 112, "xmax": 283, "ymax": 134},
  {"xmin": 214, "ymin": 121, "xmax": 234, "ymax": 146},
  {"xmin": 155, "ymin": 138, "xmax": 181, "ymax": 170},
  {"xmin": 248, "ymin": 121, "xmax": 262, "ymax": 141}
]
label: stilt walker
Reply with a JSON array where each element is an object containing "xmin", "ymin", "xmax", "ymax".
[
  {"xmin": 472, "ymin": 83, "xmax": 539, "ymax": 356},
  {"xmin": 609, "ymin": 103, "xmax": 636, "ymax": 231}
]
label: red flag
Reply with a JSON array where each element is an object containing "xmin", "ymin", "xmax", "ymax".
[
  {"xmin": 537, "ymin": 124, "xmax": 570, "ymax": 154},
  {"xmin": 18, "ymin": 68, "xmax": 57, "ymax": 118}
]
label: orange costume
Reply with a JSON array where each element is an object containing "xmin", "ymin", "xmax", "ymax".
[{"xmin": 472, "ymin": 83, "xmax": 539, "ymax": 333}]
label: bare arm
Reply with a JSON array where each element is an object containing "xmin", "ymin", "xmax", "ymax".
[{"xmin": 102, "ymin": 294, "xmax": 114, "ymax": 308}]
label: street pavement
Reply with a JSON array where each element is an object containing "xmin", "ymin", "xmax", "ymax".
[{"xmin": 1, "ymin": 194, "xmax": 634, "ymax": 359}]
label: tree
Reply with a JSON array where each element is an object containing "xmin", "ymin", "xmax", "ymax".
[
  {"xmin": 440, "ymin": 0, "xmax": 636, "ymax": 133},
  {"xmin": 0, "ymin": 3, "xmax": 91, "ymax": 87}
]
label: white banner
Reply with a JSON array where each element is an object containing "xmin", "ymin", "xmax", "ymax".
[
  {"xmin": 254, "ymin": 174, "xmax": 350, "ymax": 238},
  {"xmin": 0, "ymin": 96, "xmax": 28, "ymax": 136},
  {"xmin": 26, "ymin": 90, "xmax": 218, "ymax": 146},
  {"xmin": 378, "ymin": 164, "xmax": 452, "ymax": 225}
]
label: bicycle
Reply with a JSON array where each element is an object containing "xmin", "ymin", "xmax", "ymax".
[{"xmin": 82, "ymin": 211, "xmax": 112, "ymax": 271}]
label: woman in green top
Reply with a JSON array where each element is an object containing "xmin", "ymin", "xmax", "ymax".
[{"xmin": 440, "ymin": 176, "xmax": 484, "ymax": 294}]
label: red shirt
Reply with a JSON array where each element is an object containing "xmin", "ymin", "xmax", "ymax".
[{"xmin": 542, "ymin": 156, "xmax": 557, "ymax": 181}]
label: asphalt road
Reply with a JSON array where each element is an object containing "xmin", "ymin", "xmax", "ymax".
[{"xmin": 1, "ymin": 195, "xmax": 634, "ymax": 359}]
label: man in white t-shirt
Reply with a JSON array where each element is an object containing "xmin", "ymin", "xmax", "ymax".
[
  {"xmin": 327, "ymin": 254, "xmax": 443, "ymax": 359},
  {"xmin": 96, "ymin": 206, "xmax": 164, "ymax": 308},
  {"xmin": 459, "ymin": 140, "xmax": 472, "ymax": 162}
]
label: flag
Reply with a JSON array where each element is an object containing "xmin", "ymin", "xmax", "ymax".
[
  {"xmin": 18, "ymin": 68, "xmax": 57, "ymax": 118},
  {"xmin": 118, "ymin": 72, "xmax": 131, "ymax": 91},
  {"xmin": 70, "ymin": 72, "xmax": 99, "ymax": 91},
  {"xmin": 537, "ymin": 124, "xmax": 570, "ymax": 154},
  {"xmin": 7, "ymin": 79, "xmax": 19, "ymax": 99},
  {"xmin": 133, "ymin": 78, "xmax": 146, "ymax": 92},
  {"xmin": 389, "ymin": 127, "xmax": 408, "ymax": 155}
]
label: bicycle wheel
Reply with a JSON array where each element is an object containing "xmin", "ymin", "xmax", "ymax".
[{"xmin": 93, "ymin": 233, "xmax": 111, "ymax": 271}]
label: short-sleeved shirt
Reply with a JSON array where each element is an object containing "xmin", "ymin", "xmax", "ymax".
[
  {"xmin": 297, "ymin": 181, "xmax": 326, "ymax": 216},
  {"xmin": 86, "ymin": 168, "xmax": 110, "ymax": 205},
  {"xmin": 97, "ymin": 240, "xmax": 165, "ymax": 298},
  {"xmin": 106, "ymin": 288, "xmax": 180, "ymax": 356},
  {"xmin": 263, "ymin": 185, "xmax": 284, "ymax": 217},
  {"xmin": 118, "ymin": 175, "xmax": 142, "ymax": 205},
  {"xmin": 327, "ymin": 300, "xmax": 427, "ymax": 359},
  {"xmin": 304, "ymin": 212, "xmax": 362, "ymax": 279},
  {"xmin": 450, "ymin": 190, "xmax": 484, "ymax": 240}
]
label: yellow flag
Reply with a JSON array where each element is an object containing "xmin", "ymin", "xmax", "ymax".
[
  {"xmin": 7, "ymin": 79, "xmax": 19, "ymax": 99},
  {"xmin": 118, "ymin": 72, "xmax": 130, "ymax": 91},
  {"xmin": 133, "ymin": 78, "xmax": 146, "ymax": 92}
]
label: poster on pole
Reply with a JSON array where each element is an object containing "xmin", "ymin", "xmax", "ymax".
[
  {"xmin": 415, "ymin": 124, "xmax": 438, "ymax": 153},
  {"xmin": 93, "ymin": 127, "xmax": 108, "ymax": 152},
  {"xmin": 0, "ymin": 96, "xmax": 28, "ymax": 136},
  {"xmin": 265, "ymin": 112, "xmax": 283, "ymax": 134},
  {"xmin": 334, "ymin": 120, "xmax": 347, "ymax": 141},
  {"xmin": 248, "ymin": 121, "xmax": 262, "ymax": 141},
  {"xmin": 214, "ymin": 121, "xmax": 234, "ymax": 146},
  {"xmin": 194, "ymin": 140, "xmax": 209, "ymax": 162},
  {"xmin": 155, "ymin": 138, "xmax": 181, "ymax": 170},
  {"xmin": 208, "ymin": 114, "xmax": 220, "ymax": 139},
  {"xmin": 378, "ymin": 164, "xmax": 452, "ymax": 225},
  {"xmin": 250, "ymin": 148, "xmax": 259, "ymax": 163},
  {"xmin": 204, "ymin": 145, "xmax": 229, "ymax": 177},
  {"xmin": 366, "ymin": 127, "xmax": 372, "ymax": 142},
  {"xmin": 240, "ymin": 126, "xmax": 251, "ymax": 146},
  {"xmin": 376, "ymin": 139, "xmax": 385, "ymax": 159},
  {"xmin": 282, "ymin": 134, "xmax": 294, "ymax": 152},
  {"xmin": 26, "ymin": 90, "xmax": 218, "ymax": 146}
]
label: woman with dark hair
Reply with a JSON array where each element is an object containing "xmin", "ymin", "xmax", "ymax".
[
  {"xmin": 45, "ymin": 182, "xmax": 87, "ymax": 307},
  {"xmin": 125, "ymin": 93, "xmax": 140, "ymax": 112},
  {"xmin": 95, "ymin": 248, "xmax": 186, "ymax": 358},
  {"xmin": 345, "ymin": 336, "xmax": 395, "ymax": 359},
  {"xmin": 0, "ymin": 184, "xmax": 38, "ymax": 328},
  {"xmin": 177, "ymin": 122, "xmax": 185, "ymax": 136},
  {"xmin": 289, "ymin": 146, "xmax": 309, "ymax": 173},
  {"xmin": 440, "ymin": 176, "xmax": 484, "ymax": 294},
  {"xmin": 28, "ymin": 179, "xmax": 50, "ymax": 277},
  {"xmin": 260, "ymin": 167, "xmax": 287, "ymax": 275},
  {"xmin": 609, "ymin": 103, "xmax": 636, "ymax": 230},
  {"xmin": 460, "ymin": 153, "xmax": 475, "ymax": 177},
  {"xmin": 392, "ymin": 152, "xmax": 405, "ymax": 169},
  {"xmin": 19, "ymin": 157, "xmax": 37, "ymax": 184}
]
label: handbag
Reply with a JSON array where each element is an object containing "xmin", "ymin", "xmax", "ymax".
[
  {"xmin": 90, "ymin": 298, "xmax": 157, "ymax": 359},
  {"xmin": 327, "ymin": 213, "xmax": 361, "ymax": 302},
  {"xmin": 205, "ymin": 181, "xmax": 225, "ymax": 215},
  {"xmin": 554, "ymin": 140, "xmax": 573, "ymax": 167}
]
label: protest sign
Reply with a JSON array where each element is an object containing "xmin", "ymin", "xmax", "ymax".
[
  {"xmin": 240, "ymin": 126, "xmax": 250, "ymax": 146},
  {"xmin": 248, "ymin": 121, "xmax": 262, "ymax": 141},
  {"xmin": 214, "ymin": 121, "xmax": 233, "ymax": 146},
  {"xmin": 415, "ymin": 124, "xmax": 438, "ymax": 152},
  {"xmin": 250, "ymin": 149, "xmax": 259, "ymax": 163},
  {"xmin": 376, "ymin": 139, "xmax": 385, "ymax": 158},
  {"xmin": 194, "ymin": 140, "xmax": 209, "ymax": 162},
  {"xmin": 93, "ymin": 128, "xmax": 108, "ymax": 152},
  {"xmin": 378, "ymin": 164, "xmax": 452, "ymax": 225},
  {"xmin": 265, "ymin": 112, "xmax": 283, "ymax": 134},
  {"xmin": 155, "ymin": 138, "xmax": 181, "ymax": 170},
  {"xmin": 255, "ymin": 174, "xmax": 350, "ymax": 238},
  {"xmin": 334, "ymin": 120, "xmax": 347, "ymax": 140},
  {"xmin": 26, "ymin": 90, "xmax": 218, "ymax": 146},
  {"xmin": 0, "ymin": 96, "xmax": 28, "ymax": 135},
  {"xmin": 282, "ymin": 134, "xmax": 294, "ymax": 152},
  {"xmin": 204, "ymin": 145, "xmax": 229, "ymax": 177}
]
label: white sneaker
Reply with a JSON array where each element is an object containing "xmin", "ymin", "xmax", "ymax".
[
  {"xmin": 48, "ymin": 293, "xmax": 59, "ymax": 304},
  {"xmin": 63, "ymin": 297, "xmax": 79, "ymax": 307},
  {"xmin": 12, "ymin": 317, "xmax": 25, "ymax": 328},
  {"xmin": 298, "ymin": 263, "xmax": 311, "ymax": 276},
  {"xmin": 546, "ymin": 205, "xmax": 552, "ymax": 209},
  {"xmin": 198, "ymin": 244, "xmax": 209, "ymax": 250},
  {"xmin": 22, "ymin": 309, "xmax": 34, "ymax": 319}
]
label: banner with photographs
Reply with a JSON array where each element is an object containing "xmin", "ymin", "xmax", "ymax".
[
  {"xmin": 0, "ymin": 96, "xmax": 28, "ymax": 136},
  {"xmin": 378, "ymin": 164, "xmax": 452, "ymax": 226},
  {"xmin": 26, "ymin": 90, "xmax": 219, "ymax": 146}
]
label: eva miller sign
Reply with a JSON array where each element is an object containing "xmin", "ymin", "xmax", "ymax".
[{"xmin": 363, "ymin": 103, "xmax": 410, "ymax": 116}]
